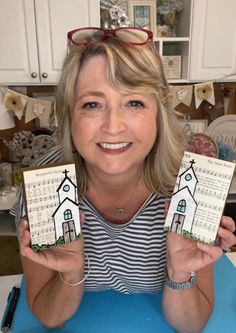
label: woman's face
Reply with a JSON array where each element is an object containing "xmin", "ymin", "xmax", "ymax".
[{"xmin": 71, "ymin": 55, "xmax": 158, "ymax": 178}]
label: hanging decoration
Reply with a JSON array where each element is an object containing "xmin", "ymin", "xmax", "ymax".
[
  {"xmin": 0, "ymin": 87, "xmax": 15, "ymax": 130},
  {"xmin": 25, "ymin": 97, "xmax": 52, "ymax": 127},
  {"xmin": 194, "ymin": 81, "xmax": 215, "ymax": 109},
  {"xmin": 0, "ymin": 85, "xmax": 56, "ymax": 129},
  {"xmin": 170, "ymin": 85, "xmax": 193, "ymax": 108},
  {"xmin": 3, "ymin": 89, "xmax": 28, "ymax": 120}
]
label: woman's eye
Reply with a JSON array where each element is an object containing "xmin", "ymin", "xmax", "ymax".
[
  {"xmin": 82, "ymin": 102, "xmax": 101, "ymax": 109},
  {"xmin": 128, "ymin": 100, "xmax": 144, "ymax": 108}
]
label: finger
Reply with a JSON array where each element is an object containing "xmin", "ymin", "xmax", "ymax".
[
  {"xmin": 220, "ymin": 216, "xmax": 236, "ymax": 233},
  {"xmin": 19, "ymin": 229, "xmax": 32, "ymax": 257},
  {"xmin": 17, "ymin": 219, "xmax": 28, "ymax": 237},
  {"xmin": 217, "ymin": 226, "xmax": 236, "ymax": 248},
  {"xmin": 197, "ymin": 242, "xmax": 223, "ymax": 263}
]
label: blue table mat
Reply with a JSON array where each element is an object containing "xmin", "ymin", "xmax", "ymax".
[{"xmin": 11, "ymin": 255, "xmax": 236, "ymax": 333}]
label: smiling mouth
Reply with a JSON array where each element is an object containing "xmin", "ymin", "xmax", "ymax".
[{"xmin": 98, "ymin": 142, "xmax": 131, "ymax": 150}]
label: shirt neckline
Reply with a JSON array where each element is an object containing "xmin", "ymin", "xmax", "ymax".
[{"xmin": 80, "ymin": 192, "xmax": 158, "ymax": 229}]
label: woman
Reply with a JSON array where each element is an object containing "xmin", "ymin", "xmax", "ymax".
[{"xmin": 15, "ymin": 28, "xmax": 235, "ymax": 332}]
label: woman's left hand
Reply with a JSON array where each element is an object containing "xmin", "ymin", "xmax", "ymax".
[
  {"xmin": 216, "ymin": 215, "xmax": 236, "ymax": 251},
  {"xmin": 166, "ymin": 215, "xmax": 236, "ymax": 278}
]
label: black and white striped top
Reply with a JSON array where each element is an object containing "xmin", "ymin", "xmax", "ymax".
[{"xmin": 11, "ymin": 146, "xmax": 167, "ymax": 294}]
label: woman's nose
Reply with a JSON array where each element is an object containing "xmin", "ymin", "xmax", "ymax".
[{"xmin": 101, "ymin": 108, "xmax": 126, "ymax": 135}]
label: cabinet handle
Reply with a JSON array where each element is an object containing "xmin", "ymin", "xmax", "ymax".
[
  {"xmin": 42, "ymin": 72, "xmax": 48, "ymax": 79},
  {"xmin": 31, "ymin": 72, "xmax": 37, "ymax": 78}
]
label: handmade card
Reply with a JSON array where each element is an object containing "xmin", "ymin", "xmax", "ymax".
[
  {"xmin": 164, "ymin": 151, "xmax": 235, "ymax": 245},
  {"xmin": 22, "ymin": 163, "xmax": 81, "ymax": 252}
]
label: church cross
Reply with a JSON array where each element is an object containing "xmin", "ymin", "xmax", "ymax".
[
  {"xmin": 189, "ymin": 159, "xmax": 195, "ymax": 167},
  {"xmin": 62, "ymin": 169, "xmax": 69, "ymax": 177}
]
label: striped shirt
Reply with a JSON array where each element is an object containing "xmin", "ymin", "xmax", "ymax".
[{"xmin": 11, "ymin": 146, "xmax": 167, "ymax": 294}]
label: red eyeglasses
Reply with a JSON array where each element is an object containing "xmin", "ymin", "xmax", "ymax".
[{"xmin": 67, "ymin": 27, "xmax": 153, "ymax": 47}]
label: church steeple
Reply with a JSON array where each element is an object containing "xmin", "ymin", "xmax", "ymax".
[
  {"xmin": 178, "ymin": 159, "xmax": 198, "ymax": 196},
  {"xmin": 57, "ymin": 169, "xmax": 77, "ymax": 204}
]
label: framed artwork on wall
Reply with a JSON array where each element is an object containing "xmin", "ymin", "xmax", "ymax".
[{"xmin": 128, "ymin": 0, "xmax": 156, "ymax": 35}]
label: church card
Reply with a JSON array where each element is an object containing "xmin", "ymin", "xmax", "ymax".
[
  {"xmin": 164, "ymin": 151, "xmax": 235, "ymax": 245},
  {"xmin": 22, "ymin": 163, "xmax": 81, "ymax": 252}
]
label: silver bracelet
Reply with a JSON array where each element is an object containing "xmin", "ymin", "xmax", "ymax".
[
  {"xmin": 165, "ymin": 271, "xmax": 196, "ymax": 290},
  {"xmin": 59, "ymin": 252, "xmax": 91, "ymax": 286}
]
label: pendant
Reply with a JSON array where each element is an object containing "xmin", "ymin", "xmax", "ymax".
[{"xmin": 116, "ymin": 208, "xmax": 125, "ymax": 214}]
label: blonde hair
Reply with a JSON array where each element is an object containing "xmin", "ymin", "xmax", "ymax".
[{"xmin": 56, "ymin": 38, "xmax": 185, "ymax": 196}]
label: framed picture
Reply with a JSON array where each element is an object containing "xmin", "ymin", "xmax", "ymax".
[{"xmin": 128, "ymin": 0, "xmax": 156, "ymax": 35}]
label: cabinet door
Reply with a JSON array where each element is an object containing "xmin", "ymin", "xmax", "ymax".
[
  {"xmin": 190, "ymin": 0, "xmax": 236, "ymax": 81},
  {"xmin": 35, "ymin": 0, "xmax": 100, "ymax": 84},
  {"xmin": 0, "ymin": 0, "xmax": 40, "ymax": 84}
]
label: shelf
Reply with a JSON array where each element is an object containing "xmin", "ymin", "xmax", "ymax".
[{"xmin": 154, "ymin": 37, "xmax": 190, "ymax": 42}]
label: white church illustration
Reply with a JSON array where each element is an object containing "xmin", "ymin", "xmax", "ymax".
[
  {"xmin": 52, "ymin": 169, "xmax": 80, "ymax": 243},
  {"xmin": 165, "ymin": 159, "xmax": 198, "ymax": 235}
]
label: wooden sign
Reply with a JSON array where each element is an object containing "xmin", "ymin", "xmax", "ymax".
[
  {"xmin": 22, "ymin": 163, "xmax": 81, "ymax": 252},
  {"xmin": 164, "ymin": 151, "xmax": 235, "ymax": 245}
]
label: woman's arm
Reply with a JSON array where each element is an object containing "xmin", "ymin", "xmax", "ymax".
[
  {"xmin": 162, "ymin": 215, "xmax": 236, "ymax": 333},
  {"xmin": 19, "ymin": 219, "xmax": 85, "ymax": 328},
  {"xmin": 163, "ymin": 263, "xmax": 213, "ymax": 333}
]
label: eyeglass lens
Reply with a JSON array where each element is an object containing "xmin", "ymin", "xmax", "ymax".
[
  {"xmin": 71, "ymin": 28, "xmax": 150, "ymax": 45},
  {"xmin": 115, "ymin": 29, "xmax": 149, "ymax": 43},
  {"xmin": 71, "ymin": 29, "xmax": 105, "ymax": 43}
]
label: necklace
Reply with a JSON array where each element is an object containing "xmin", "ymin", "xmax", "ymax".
[
  {"xmin": 116, "ymin": 207, "xmax": 126, "ymax": 214},
  {"xmin": 87, "ymin": 176, "xmax": 147, "ymax": 218},
  {"xmin": 112, "ymin": 181, "xmax": 148, "ymax": 215}
]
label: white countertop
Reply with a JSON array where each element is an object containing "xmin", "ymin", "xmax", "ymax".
[{"xmin": 226, "ymin": 252, "xmax": 236, "ymax": 268}]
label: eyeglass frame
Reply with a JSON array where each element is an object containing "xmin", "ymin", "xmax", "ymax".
[{"xmin": 67, "ymin": 27, "xmax": 153, "ymax": 47}]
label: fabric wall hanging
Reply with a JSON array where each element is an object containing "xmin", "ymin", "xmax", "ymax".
[{"xmin": 194, "ymin": 81, "xmax": 215, "ymax": 109}]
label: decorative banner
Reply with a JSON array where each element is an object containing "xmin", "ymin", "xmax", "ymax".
[
  {"xmin": 3, "ymin": 89, "xmax": 28, "ymax": 120},
  {"xmin": 194, "ymin": 81, "xmax": 215, "ymax": 109},
  {"xmin": 170, "ymin": 85, "xmax": 193, "ymax": 108},
  {"xmin": 0, "ymin": 88, "xmax": 15, "ymax": 129},
  {"xmin": 25, "ymin": 97, "xmax": 52, "ymax": 127}
]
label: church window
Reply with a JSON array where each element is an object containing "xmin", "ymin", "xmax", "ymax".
[
  {"xmin": 63, "ymin": 184, "xmax": 70, "ymax": 192},
  {"xmin": 185, "ymin": 173, "xmax": 192, "ymax": 181},
  {"xmin": 177, "ymin": 199, "xmax": 186, "ymax": 213},
  {"xmin": 64, "ymin": 209, "xmax": 72, "ymax": 220}
]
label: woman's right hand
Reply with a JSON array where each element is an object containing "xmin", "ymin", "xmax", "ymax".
[{"xmin": 18, "ymin": 212, "xmax": 85, "ymax": 275}]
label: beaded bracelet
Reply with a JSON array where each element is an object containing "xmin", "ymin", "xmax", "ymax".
[{"xmin": 59, "ymin": 252, "xmax": 91, "ymax": 286}]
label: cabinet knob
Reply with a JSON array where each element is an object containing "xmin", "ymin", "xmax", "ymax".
[
  {"xmin": 42, "ymin": 72, "xmax": 48, "ymax": 79},
  {"xmin": 31, "ymin": 72, "xmax": 37, "ymax": 78}
]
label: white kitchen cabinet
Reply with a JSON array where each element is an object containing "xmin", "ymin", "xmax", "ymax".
[
  {"xmin": 190, "ymin": 0, "xmax": 236, "ymax": 81},
  {"xmin": 0, "ymin": 0, "xmax": 100, "ymax": 85}
]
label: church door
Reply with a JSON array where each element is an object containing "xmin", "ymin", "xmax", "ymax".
[
  {"xmin": 63, "ymin": 221, "xmax": 76, "ymax": 242},
  {"xmin": 171, "ymin": 213, "xmax": 185, "ymax": 233}
]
